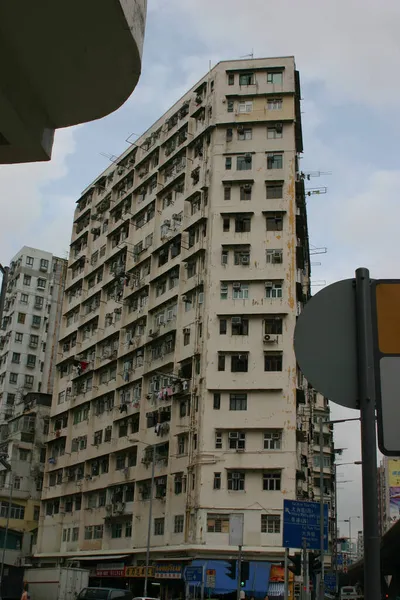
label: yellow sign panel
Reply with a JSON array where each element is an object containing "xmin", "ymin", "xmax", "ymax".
[
  {"xmin": 375, "ymin": 283, "xmax": 400, "ymax": 354},
  {"xmin": 388, "ymin": 459, "xmax": 400, "ymax": 486},
  {"xmin": 125, "ymin": 566, "xmax": 154, "ymax": 578}
]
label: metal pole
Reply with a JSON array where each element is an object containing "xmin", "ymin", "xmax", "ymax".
[
  {"xmin": 0, "ymin": 473, "xmax": 13, "ymax": 595},
  {"xmin": 319, "ymin": 417, "xmax": 325, "ymax": 600},
  {"xmin": 334, "ymin": 464, "xmax": 338, "ymax": 595},
  {"xmin": 303, "ymin": 539, "xmax": 309, "ymax": 600},
  {"xmin": 355, "ymin": 267, "xmax": 381, "ymax": 600},
  {"xmin": 284, "ymin": 548, "xmax": 289, "ymax": 600},
  {"xmin": 349, "ymin": 519, "xmax": 352, "ymax": 562},
  {"xmin": 144, "ymin": 446, "xmax": 156, "ymax": 597},
  {"xmin": 200, "ymin": 564, "xmax": 205, "ymax": 600},
  {"xmin": 236, "ymin": 545, "xmax": 242, "ymax": 600}
]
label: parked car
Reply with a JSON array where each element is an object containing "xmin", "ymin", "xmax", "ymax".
[{"xmin": 77, "ymin": 588, "xmax": 134, "ymax": 600}]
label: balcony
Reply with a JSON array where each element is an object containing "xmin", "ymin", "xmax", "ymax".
[{"xmin": 0, "ymin": 0, "xmax": 147, "ymax": 163}]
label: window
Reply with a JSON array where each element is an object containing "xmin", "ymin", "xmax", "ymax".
[
  {"xmin": 183, "ymin": 329, "xmax": 190, "ymax": 346},
  {"xmin": 264, "ymin": 430, "xmax": 282, "ymax": 450},
  {"xmin": 237, "ymin": 155, "xmax": 252, "ymax": 170},
  {"xmin": 26, "ymin": 256, "xmax": 34, "ymax": 266},
  {"xmin": 225, "ymin": 157, "xmax": 232, "ymax": 170},
  {"xmin": 125, "ymin": 521, "xmax": 132, "ymax": 537},
  {"xmin": 32, "ymin": 315, "xmax": 41, "ymax": 328},
  {"xmin": 6, "ymin": 394, "xmax": 15, "ymax": 406},
  {"xmin": 111, "ymin": 523, "xmax": 122, "ymax": 539},
  {"xmin": 224, "ymin": 186, "xmax": 231, "ymax": 201},
  {"xmin": 72, "ymin": 527, "xmax": 79, "ymax": 542},
  {"xmin": 94, "ymin": 525, "xmax": 104, "ymax": 539},
  {"xmin": 266, "ymin": 249, "xmax": 283, "ymax": 264},
  {"xmin": 234, "ymin": 250, "xmax": 250, "ymax": 265},
  {"xmin": 264, "ymin": 353, "xmax": 283, "ymax": 372},
  {"xmin": 265, "ymin": 318, "xmax": 283, "ymax": 335},
  {"xmin": 213, "ymin": 393, "xmax": 221, "ymax": 410},
  {"xmin": 226, "ymin": 128, "xmax": 233, "ymax": 142},
  {"xmin": 232, "ymin": 283, "xmax": 249, "ymax": 299},
  {"xmin": 231, "ymin": 317, "xmax": 249, "ymax": 336},
  {"xmin": 265, "ymin": 282, "xmax": 282, "ymax": 299},
  {"xmin": 228, "ymin": 471, "xmax": 245, "ymax": 491},
  {"xmin": 219, "ymin": 319, "xmax": 227, "ymax": 335},
  {"xmin": 15, "ymin": 332, "xmax": 23, "ymax": 343},
  {"xmin": 221, "ymin": 250, "xmax": 228, "ymax": 265},
  {"xmin": 40, "ymin": 258, "xmax": 49, "ymax": 271},
  {"xmin": 9, "ymin": 373, "xmax": 18, "ymax": 384},
  {"xmin": 177, "ymin": 434, "xmax": 187, "ymax": 455},
  {"xmin": 37, "ymin": 278, "xmax": 46, "ymax": 289},
  {"xmin": 240, "ymin": 186, "xmax": 252, "ymax": 201},
  {"xmin": 154, "ymin": 517, "xmax": 165, "ymax": 536},
  {"xmin": 266, "ymin": 214, "xmax": 283, "ymax": 231},
  {"xmin": 213, "ymin": 472, "xmax": 221, "ymax": 490},
  {"xmin": 23, "ymin": 275, "xmax": 31, "ymax": 287},
  {"xmin": 238, "ymin": 101, "xmax": 253, "ymax": 113},
  {"xmin": 218, "ymin": 354, "xmax": 225, "ymax": 372},
  {"xmin": 231, "ymin": 354, "xmax": 248, "ymax": 372},
  {"xmin": 263, "ymin": 471, "xmax": 281, "ymax": 491},
  {"xmin": 19, "ymin": 449, "xmax": 30, "ymax": 461},
  {"xmin": 267, "ymin": 98, "xmax": 283, "ymax": 110},
  {"xmin": 266, "ymin": 182, "xmax": 284, "ymax": 199},
  {"xmin": 207, "ymin": 513, "xmax": 230, "ymax": 533},
  {"xmin": 29, "ymin": 334, "xmax": 39, "ymax": 347},
  {"xmin": 267, "ymin": 71, "xmax": 283, "ymax": 84},
  {"xmin": 20, "ymin": 293, "xmax": 28, "ymax": 304},
  {"xmin": 25, "ymin": 375, "xmax": 34, "ymax": 387},
  {"xmin": 27, "ymin": 354, "xmax": 36, "ymax": 368},
  {"xmin": 215, "ymin": 432, "xmax": 223, "ymax": 449},
  {"xmin": 12, "ymin": 352, "xmax": 20, "ymax": 364},
  {"xmin": 227, "ymin": 100, "xmax": 234, "ymax": 113},
  {"xmin": 313, "ymin": 454, "xmax": 332, "ymax": 468},
  {"xmin": 267, "ymin": 153, "xmax": 283, "ymax": 169},
  {"xmin": 238, "ymin": 127, "xmax": 252, "ymax": 140},
  {"xmin": 228, "ymin": 73, "xmax": 235, "ymax": 85},
  {"xmin": 229, "ymin": 431, "xmax": 246, "ymax": 450},
  {"xmin": 17, "ymin": 313, "xmax": 26, "ymax": 324},
  {"xmin": 174, "ymin": 515, "xmax": 184, "ymax": 534},
  {"xmin": 261, "ymin": 514, "xmax": 281, "ymax": 533},
  {"xmin": 174, "ymin": 473, "xmax": 185, "ymax": 495},
  {"xmin": 235, "ymin": 216, "xmax": 251, "ymax": 232},
  {"xmin": 34, "ymin": 296, "xmax": 44, "ymax": 308},
  {"xmin": 267, "ymin": 124, "xmax": 283, "ymax": 139},
  {"xmin": 13, "ymin": 477, "xmax": 21, "ymax": 490},
  {"xmin": 230, "ymin": 393, "xmax": 247, "ymax": 411},
  {"xmin": 239, "ymin": 72, "xmax": 254, "ymax": 85},
  {"xmin": 220, "ymin": 283, "xmax": 228, "ymax": 300},
  {"xmin": 223, "ymin": 217, "xmax": 230, "ymax": 232}
]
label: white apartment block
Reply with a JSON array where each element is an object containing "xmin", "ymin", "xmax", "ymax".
[
  {"xmin": 36, "ymin": 57, "xmax": 327, "ymax": 595},
  {"xmin": 0, "ymin": 246, "xmax": 67, "ymax": 566}
]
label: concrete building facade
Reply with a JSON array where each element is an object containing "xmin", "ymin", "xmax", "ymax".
[
  {"xmin": 0, "ymin": 247, "xmax": 67, "ymax": 566},
  {"xmin": 36, "ymin": 57, "xmax": 328, "ymax": 595}
]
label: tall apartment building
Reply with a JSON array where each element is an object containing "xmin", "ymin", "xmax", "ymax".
[
  {"xmin": 0, "ymin": 246, "xmax": 67, "ymax": 567},
  {"xmin": 37, "ymin": 57, "xmax": 322, "ymax": 596}
]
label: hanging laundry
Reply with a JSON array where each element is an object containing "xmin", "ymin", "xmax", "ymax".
[{"xmin": 155, "ymin": 423, "xmax": 160, "ymax": 435}]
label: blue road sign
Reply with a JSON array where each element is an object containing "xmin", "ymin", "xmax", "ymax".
[
  {"xmin": 184, "ymin": 566, "xmax": 203, "ymax": 583},
  {"xmin": 324, "ymin": 572, "xmax": 337, "ymax": 592},
  {"xmin": 283, "ymin": 499, "xmax": 328, "ymax": 550}
]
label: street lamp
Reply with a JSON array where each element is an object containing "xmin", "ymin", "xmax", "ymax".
[
  {"xmin": 342, "ymin": 516, "xmax": 361, "ymax": 561},
  {"xmin": 131, "ymin": 440, "xmax": 156, "ymax": 597}
]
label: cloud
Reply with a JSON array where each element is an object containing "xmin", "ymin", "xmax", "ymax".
[{"xmin": 0, "ymin": 128, "xmax": 77, "ymax": 261}]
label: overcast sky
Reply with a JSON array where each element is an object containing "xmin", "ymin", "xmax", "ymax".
[{"xmin": 2, "ymin": 0, "xmax": 400, "ymax": 534}]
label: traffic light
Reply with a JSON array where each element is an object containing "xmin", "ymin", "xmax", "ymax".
[
  {"xmin": 240, "ymin": 561, "xmax": 250, "ymax": 586},
  {"xmin": 288, "ymin": 554, "xmax": 302, "ymax": 576},
  {"xmin": 308, "ymin": 552, "xmax": 322, "ymax": 576},
  {"xmin": 226, "ymin": 559, "xmax": 237, "ymax": 580}
]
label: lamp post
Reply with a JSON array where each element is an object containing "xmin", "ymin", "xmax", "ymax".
[
  {"xmin": 131, "ymin": 440, "xmax": 156, "ymax": 598},
  {"xmin": 343, "ymin": 516, "xmax": 361, "ymax": 562}
]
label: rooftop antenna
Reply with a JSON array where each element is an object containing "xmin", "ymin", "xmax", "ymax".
[{"xmin": 240, "ymin": 50, "xmax": 254, "ymax": 59}]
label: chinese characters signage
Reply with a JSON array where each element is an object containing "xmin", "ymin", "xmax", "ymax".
[{"xmin": 283, "ymin": 499, "xmax": 328, "ymax": 550}]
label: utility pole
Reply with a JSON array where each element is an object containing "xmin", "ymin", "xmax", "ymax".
[
  {"xmin": 236, "ymin": 545, "xmax": 242, "ymax": 600},
  {"xmin": 319, "ymin": 417, "xmax": 325, "ymax": 600},
  {"xmin": 143, "ymin": 445, "xmax": 156, "ymax": 597},
  {"xmin": 283, "ymin": 548, "xmax": 289, "ymax": 600}
]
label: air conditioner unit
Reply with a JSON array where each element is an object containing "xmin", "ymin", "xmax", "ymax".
[
  {"xmin": 90, "ymin": 214, "xmax": 98, "ymax": 221},
  {"xmin": 244, "ymin": 153, "xmax": 252, "ymax": 163},
  {"xmin": 232, "ymin": 472, "xmax": 241, "ymax": 479},
  {"xmin": 229, "ymin": 432, "xmax": 238, "ymax": 440},
  {"xmin": 91, "ymin": 227, "xmax": 100, "ymax": 235},
  {"xmin": 243, "ymin": 183, "xmax": 252, "ymax": 191},
  {"xmin": 232, "ymin": 282, "xmax": 241, "ymax": 290},
  {"xmin": 275, "ymin": 122, "xmax": 283, "ymax": 133},
  {"xmin": 264, "ymin": 334, "xmax": 277, "ymax": 344},
  {"xmin": 183, "ymin": 327, "xmax": 190, "ymax": 334},
  {"xmin": 237, "ymin": 126, "xmax": 244, "ymax": 134},
  {"xmin": 231, "ymin": 317, "xmax": 242, "ymax": 325},
  {"xmin": 241, "ymin": 256, "xmax": 250, "ymax": 265},
  {"xmin": 273, "ymin": 251, "xmax": 282, "ymax": 260},
  {"xmin": 265, "ymin": 281, "xmax": 273, "ymax": 288},
  {"xmin": 117, "ymin": 167, "xmax": 125, "ymax": 175}
]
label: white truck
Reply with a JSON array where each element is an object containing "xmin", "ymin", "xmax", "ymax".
[{"xmin": 24, "ymin": 566, "xmax": 90, "ymax": 600}]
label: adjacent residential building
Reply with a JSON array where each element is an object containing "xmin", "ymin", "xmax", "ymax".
[
  {"xmin": 0, "ymin": 247, "xmax": 67, "ymax": 567},
  {"xmin": 36, "ymin": 57, "xmax": 327, "ymax": 596}
]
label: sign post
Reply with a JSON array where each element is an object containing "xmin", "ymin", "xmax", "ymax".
[{"xmin": 293, "ymin": 267, "xmax": 391, "ymax": 600}]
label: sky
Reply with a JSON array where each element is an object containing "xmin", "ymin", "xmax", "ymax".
[{"xmin": 1, "ymin": 0, "xmax": 400, "ymax": 534}]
